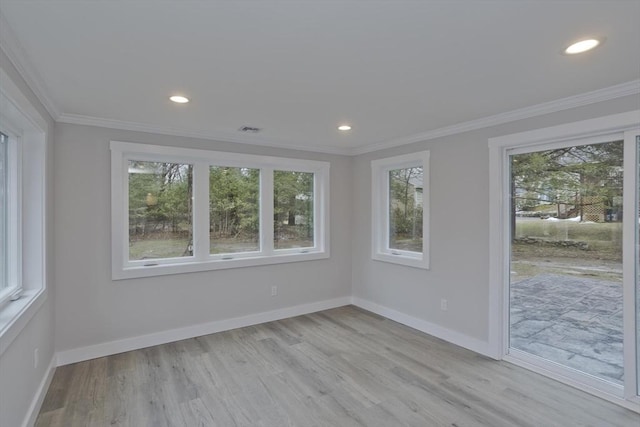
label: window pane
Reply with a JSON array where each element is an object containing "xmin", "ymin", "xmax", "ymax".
[
  {"xmin": 209, "ymin": 166, "xmax": 260, "ymax": 254},
  {"xmin": 389, "ymin": 167, "xmax": 423, "ymax": 252},
  {"xmin": 274, "ymin": 171, "xmax": 314, "ymax": 249},
  {"xmin": 0, "ymin": 133, "xmax": 7, "ymax": 290},
  {"xmin": 128, "ymin": 161, "xmax": 193, "ymax": 260}
]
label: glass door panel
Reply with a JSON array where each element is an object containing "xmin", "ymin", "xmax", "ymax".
[{"xmin": 509, "ymin": 140, "xmax": 624, "ymax": 385}]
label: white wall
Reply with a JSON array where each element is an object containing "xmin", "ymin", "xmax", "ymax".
[
  {"xmin": 53, "ymin": 94, "xmax": 639, "ymax": 361},
  {"xmin": 53, "ymin": 123, "xmax": 353, "ymax": 356},
  {"xmin": 351, "ymin": 94, "xmax": 640, "ymax": 352},
  {"xmin": 0, "ymin": 47, "xmax": 55, "ymax": 427},
  {"xmin": 0, "ymin": 304, "xmax": 55, "ymax": 427}
]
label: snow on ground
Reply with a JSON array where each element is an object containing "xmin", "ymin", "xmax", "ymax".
[{"xmin": 539, "ymin": 216, "xmax": 597, "ymax": 224}]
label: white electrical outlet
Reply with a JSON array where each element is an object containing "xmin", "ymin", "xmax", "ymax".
[
  {"xmin": 34, "ymin": 348, "xmax": 39, "ymax": 369},
  {"xmin": 271, "ymin": 285, "xmax": 278, "ymax": 296},
  {"xmin": 440, "ymin": 299, "xmax": 448, "ymax": 311}
]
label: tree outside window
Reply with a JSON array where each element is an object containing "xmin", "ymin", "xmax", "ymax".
[
  {"xmin": 128, "ymin": 161, "xmax": 193, "ymax": 260},
  {"xmin": 389, "ymin": 167, "xmax": 423, "ymax": 253}
]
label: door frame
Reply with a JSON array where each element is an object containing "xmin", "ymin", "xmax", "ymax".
[
  {"xmin": 488, "ymin": 110, "xmax": 640, "ymax": 411},
  {"xmin": 623, "ymin": 128, "xmax": 640, "ymax": 402}
]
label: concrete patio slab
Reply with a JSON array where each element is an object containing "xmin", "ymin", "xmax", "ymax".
[{"xmin": 510, "ymin": 273, "xmax": 623, "ymax": 385}]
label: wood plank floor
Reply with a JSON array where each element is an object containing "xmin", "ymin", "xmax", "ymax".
[{"xmin": 36, "ymin": 306, "xmax": 638, "ymax": 426}]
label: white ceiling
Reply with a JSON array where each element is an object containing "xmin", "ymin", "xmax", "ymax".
[{"xmin": 1, "ymin": 1, "xmax": 639, "ymax": 154}]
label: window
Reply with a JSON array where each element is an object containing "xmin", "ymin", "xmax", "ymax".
[
  {"xmin": 371, "ymin": 151, "xmax": 430, "ymax": 269},
  {"xmin": 0, "ymin": 130, "xmax": 22, "ymax": 305},
  {"xmin": 111, "ymin": 141, "xmax": 330, "ymax": 279},
  {"xmin": 274, "ymin": 170, "xmax": 314, "ymax": 250},
  {"xmin": 0, "ymin": 67, "xmax": 47, "ymax": 351},
  {"xmin": 129, "ymin": 161, "xmax": 194, "ymax": 261},
  {"xmin": 210, "ymin": 166, "xmax": 260, "ymax": 255}
]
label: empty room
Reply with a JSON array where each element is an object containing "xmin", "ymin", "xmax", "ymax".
[{"xmin": 1, "ymin": 1, "xmax": 640, "ymax": 426}]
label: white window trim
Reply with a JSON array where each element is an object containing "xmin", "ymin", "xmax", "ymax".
[
  {"xmin": 371, "ymin": 151, "xmax": 430, "ymax": 269},
  {"xmin": 488, "ymin": 110, "xmax": 640, "ymax": 411},
  {"xmin": 0, "ymin": 66, "xmax": 48, "ymax": 356},
  {"xmin": 0, "ymin": 129, "xmax": 23, "ymax": 306},
  {"xmin": 111, "ymin": 141, "xmax": 330, "ymax": 280}
]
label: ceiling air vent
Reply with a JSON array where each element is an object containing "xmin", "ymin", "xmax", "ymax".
[{"xmin": 238, "ymin": 126, "xmax": 261, "ymax": 133}]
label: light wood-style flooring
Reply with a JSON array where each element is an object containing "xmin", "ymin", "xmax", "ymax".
[{"xmin": 36, "ymin": 306, "xmax": 638, "ymax": 426}]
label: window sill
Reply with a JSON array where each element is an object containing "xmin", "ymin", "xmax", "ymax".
[
  {"xmin": 114, "ymin": 250, "xmax": 330, "ymax": 280},
  {"xmin": 372, "ymin": 252, "xmax": 429, "ymax": 269},
  {"xmin": 0, "ymin": 287, "xmax": 47, "ymax": 356}
]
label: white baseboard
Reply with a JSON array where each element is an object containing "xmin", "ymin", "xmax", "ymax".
[
  {"xmin": 23, "ymin": 355, "xmax": 56, "ymax": 427},
  {"xmin": 56, "ymin": 296, "xmax": 351, "ymax": 366},
  {"xmin": 351, "ymin": 297, "xmax": 495, "ymax": 358},
  {"xmin": 56, "ymin": 295, "xmax": 493, "ymax": 367}
]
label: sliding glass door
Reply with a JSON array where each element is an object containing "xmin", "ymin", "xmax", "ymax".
[
  {"xmin": 509, "ymin": 139, "xmax": 625, "ymax": 386},
  {"xmin": 505, "ymin": 128, "xmax": 639, "ymax": 403}
]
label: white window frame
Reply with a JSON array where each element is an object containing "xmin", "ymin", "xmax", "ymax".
[
  {"xmin": 111, "ymin": 141, "xmax": 330, "ymax": 280},
  {"xmin": 0, "ymin": 66, "xmax": 48, "ymax": 356},
  {"xmin": 371, "ymin": 151, "xmax": 430, "ymax": 269},
  {"xmin": 0, "ymin": 129, "xmax": 22, "ymax": 306}
]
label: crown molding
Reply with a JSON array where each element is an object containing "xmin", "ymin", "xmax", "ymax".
[
  {"xmin": 348, "ymin": 79, "xmax": 640, "ymax": 155},
  {"xmin": 0, "ymin": 11, "xmax": 60, "ymax": 121},
  {"xmin": 58, "ymin": 76, "xmax": 640, "ymax": 157},
  {"xmin": 57, "ymin": 113, "xmax": 351, "ymax": 156}
]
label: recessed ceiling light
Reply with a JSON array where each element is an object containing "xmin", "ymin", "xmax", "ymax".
[
  {"xmin": 169, "ymin": 95, "xmax": 189, "ymax": 103},
  {"xmin": 338, "ymin": 125, "xmax": 352, "ymax": 131},
  {"xmin": 564, "ymin": 38, "xmax": 601, "ymax": 55}
]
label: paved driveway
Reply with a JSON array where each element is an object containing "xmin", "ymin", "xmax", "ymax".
[{"xmin": 510, "ymin": 274, "xmax": 623, "ymax": 385}]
